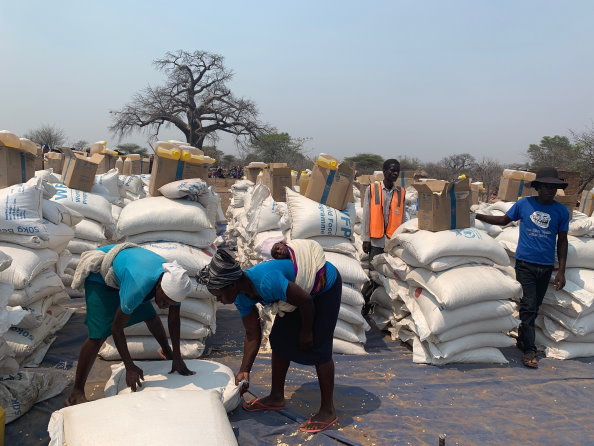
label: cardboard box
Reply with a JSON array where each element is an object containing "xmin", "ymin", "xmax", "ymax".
[
  {"xmin": 245, "ymin": 167, "xmax": 261, "ymax": 184},
  {"xmin": 580, "ymin": 189, "xmax": 594, "ymax": 217},
  {"xmin": 61, "ymin": 147, "xmax": 99, "ymax": 192},
  {"xmin": 45, "ymin": 152, "xmax": 64, "ymax": 174},
  {"xmin": 0, "ymin": 145, "xmax": 36, "ymax": 187},
  {"xmin": 305, "ymin": 163, "xmax": 355, "ymax": 210},
  {"xmin": 397, "ymin": 170, "xmax": 414, "ymax": 189},
  {"xmin": 413, "ymin": 178, "xmax": 471, "ymax": 232},
  {"xmin": 497, "ymin": 177, "xmax": 536, "ymax": 202},
  {"xmin": 90, "ymin": 152, "xmax": 118, "ymax": 174},
  {"xmin": 140, "ymin": 158, "xmax": 151, "ymax": 174},
  {"xmin": 555, "ymin": 192, "xmax": 578, "ymax": 216},
  {"xmin": 262, "ymin": 166, "xmax": 292, "ymax": 202},
  {"xmin": 148, "ymin": 156, "xmax": 209, "ymax": 196}
]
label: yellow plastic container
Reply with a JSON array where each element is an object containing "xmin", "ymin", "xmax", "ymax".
[
  {"xmin": 155, "ymin": 144, "xmax": 182, "ymax": 160},
  {"xmin": 299, "ymin": 171, "xmax": 311, "ymax": 194},
  {"xmin": 315, "ymin": 153, "xmax": 338, "ymax": 171}
]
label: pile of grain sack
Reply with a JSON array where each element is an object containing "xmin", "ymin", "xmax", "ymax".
[
  {"xmin": 226, "ymin": 180, "xmax": 371, "ymax": 355},
  {"xmin": 492, "ymin": 204, "xmax": 594, "ymax": 359},
  {"xmin": 371, "ymin": 217, "xmax": 522, "ymax": 364},
  {"xmin": 98, "ymin": 178, "xmax": 223, "ymax": 360},
  {"xmin": 0, "ymin": 177, "xmax": 78, "ymax": 369}
]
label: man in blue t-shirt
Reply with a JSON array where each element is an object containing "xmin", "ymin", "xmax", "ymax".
[{"xmin": 476, "ymin": 167, "xmax": 570, "ymax": 369}]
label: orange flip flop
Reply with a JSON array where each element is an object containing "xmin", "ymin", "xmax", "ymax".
[
  {"xmin": 299, "ymin": 417, "xmax": 339, "ymax": 433},
  {"xmin": 242, "ymin": 397, "xmax": 285, "ymax": 412}
]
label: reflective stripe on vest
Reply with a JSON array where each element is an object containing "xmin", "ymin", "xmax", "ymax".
[{"xmin": 369, "ymin": 182, "xmax": 405, "ymax": 239}]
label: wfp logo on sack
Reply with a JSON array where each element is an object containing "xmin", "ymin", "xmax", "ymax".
[
  {"xmin": 454, "ymin": 228, "xmax": 482, "ymax": 240},
  {"xmin": 53, "ymin": 184, "xmax": 69, "ymax": 201}
]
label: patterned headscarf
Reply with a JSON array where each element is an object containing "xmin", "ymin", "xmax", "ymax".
[{"xmin": 197, "ymin": 249, "xmax": 243, "ymax": 289}]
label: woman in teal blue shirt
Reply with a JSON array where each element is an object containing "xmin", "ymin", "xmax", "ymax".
[{"xmin": 201, "ymin": 248, "xmax": 342, "ymax": 434}]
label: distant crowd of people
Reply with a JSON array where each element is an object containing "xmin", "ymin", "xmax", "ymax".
[{"xmin": 209, "ymin": 166, "xmax": 244, "ymax": 179}]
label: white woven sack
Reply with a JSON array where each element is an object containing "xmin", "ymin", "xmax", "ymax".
[
  {"xmin": 9, "ymin": 269, "xmax": 65, "ymax": 306},
  {"xmin": 433, "ymin": 315, "xmax": 519, "ymax": 343},
  {"xmin": 42, "ymin": 199, "xmax": 83, "ymax": 227},
  {"xmin": 324, "ymin": 252, "xmax": 368, "ymax": 284},
  {"xmin": 158, "ymin": 178, "xmax": 210, "ymax": 199},
  {"xmin": 566, "ymin": 236, "xmax": 594, "ymax": 269},
  {"xmin": 307, "ymin": 236, "xmax": 358, "ymax": 257},
  {"xmin": 410, "ymin": 335, "xmax": 508, "ymax": 364},
  {"xmin": 473, "ymin": 219, "xmax": 504, "ymax": 237},
  {"xmin": 49, "ymin": 389, "xmax": 237, "ymax": 446},
  {"xmin": 535, "ymin": 329, "xmax": 594, "ymax": 360},
  {"xmin": 91, "ymin": 183, "xmax": 123, "ymax": 206},
  {"xmin": 118, "ymin": 197, "xmax": 212, "ymax": 236},
  {"xmin": 140, "ymin": 242, "xmax": 213, "ymax": 275},
  {"xmin": 338, "ymin": 303, "xmax": 369, "ymax": 328},
  {"xmin": 537, "ymin": 315, "xmax": 594, "ymax": 343},
  {"xmin": 540, "ymin": 304, "xmax": 594, "ymax": 337},
  {"xmin": 111, "ymin": 204, "xmax": 122, "ymax": 220},
  {"xmin": 341, "ymin": 285, "xmax": 365, "ymax": 307},
  {"xmin": 188, "ymin": 278, "xmax": 215, "ymax": 299},
  {"xmin": 0, "ymin": 221, "xmax": 74, "ymax": 252},
  {"xmin": 0, "ymin": 251, "xmax": 12, "ymax": 272},
  {"xmin": 95, "ymin": 169, "xmax": 120, "ymax": 197},
  {"xmin": 119, "ymin": 175, "xmax": 145, "ymax": 196},
  {"xmin": 402, "ymin": 286, "xmax": 515, "ymax": 340},
  {"xmin": 74, "ymin": 218, "xmax": 109, "ymax": 242},
  {"xmin": 285, "ymin": 188, "xmax": 355, "ymax": 240},
  {"xmin": 495, "ymin": 226, "xmax": 519, "ymax": 254},
  {"xmin": 0, "ymin": 243, "xmax": 58, "ymax": 289},
  {"xmin": 371, "ymin": 254, "xmax": 410, "ymax": 281},
  {"xmin": 332, "ymin": 338, "xmax": 367, "ymax": 355},
  {"xmin": 124, "ymin": 315, "xmax": 210, "ymax": 339},
  {"xmin": 66, "ymin": 238, "xmax": 100, "ymax": 255},
  {"xmin": 157, "ymin": 298, "xmax": 215, "ymax": 327},
  {"xmin": 66, "ymin": 254, "xmax": 80, "ymax": 271},
  {"xmin": 104, "ymin": 360, "xmax": 240, "ymax": 412},
  {"xmin": 334, "ymin": 319, "xmax": 366, "ymax": 343},
  {"xmin": 2, "ymin": 369, "xmax": 69, "ymax": 424},
  {"xmin": 390, "ymin": 247, "xmax": 495, "ymax": 273},
  {"xmin": 568, "ymin": 213, "xmax": 594, "ymax": 237},
  {"xmin": 35, "ymin": 169, "xmax": 61, "ymax": 184},
  {"xmin": 370, "ymin": 285, "xmax": 401, "ymax": 310},
  {"xmin": 392, "ymin": 228, "xmax": 510, "ymax": 266},
  {"xmin": 5, "ymin": 309, "xmax": 72, "ymax": 357},
  {"xmin": 99, "ymin": 336, "xmax": 205, "ymax": 360},
  {"xmin": 426, "ymin": 332, "xmax": 515, "ymax": 359},
  {"xmin": 51, "ymin": 184, "xmax": 114, "ymax": 226},
  {"xmin": 0, "ymin": 177, "xmax": 48, "ymax": 238},
  {"xmin": 543, "ymin": 287, "xmax": 594, "ymax": 317},
  {"xmin": 14, "ymin": 293, "xmax": 63, "ymax": 329},
  {"xmin": 126, "ymin": 229, "xmax": 216, "ymax": 248},
  {"xmin": 406, "ymin": 265, "xmax": 522, "ymax": 310}
]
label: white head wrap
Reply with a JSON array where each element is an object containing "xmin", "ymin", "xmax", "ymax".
[{"xmin": 160, "ymin": 261, "xmax": 192, "ymax": 302}]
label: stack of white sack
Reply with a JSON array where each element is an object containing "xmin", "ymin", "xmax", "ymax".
[
  {"xmin": 279, "ymin": 188, "xmax": 370, "ymax": 355},
  {"xmin": 494, "ymin": 209, "xmax": 594, "ymax": 359},
  {"xmin": 99, "ymin": 180, "xmax": 220, "ymax": 360},
  {"xmin": 51, "ymin": 180, "xmax": 118, "ymax": 298},
  {"xmin": 224, "ymin": 180, "xmax": 255, "ymax": 251},
  {"xmin": 381, "ymin": 220, "xmax": 521, "ymax": 365},
  {"xmin": 0, "ymin": 178, "xmax": 77, "ymax": 367},
  {"xmin": 232, "ymin": 183, "xmax": 287, "ymax": 268}
]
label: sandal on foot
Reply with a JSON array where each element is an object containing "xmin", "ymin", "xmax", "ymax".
[
  {"xmin": 242, "ymin": 397, "xmax": 285, "ymax": 412},
  {"xmin": 522, "ymin": 352, "xmax": 538, "ymax": 369},
  {"xmin": 299, "ymin": 417, "xmax": 339, "ymax": 433}
]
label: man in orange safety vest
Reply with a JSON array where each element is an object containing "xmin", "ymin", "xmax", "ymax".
[{"xmin": 361, "ymin": 159, "xmax": 407, "ymax": 314}]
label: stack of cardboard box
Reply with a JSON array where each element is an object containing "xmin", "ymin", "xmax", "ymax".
[
  {"xmin": 304, "ymin": 161, "xmax": 355, "ymax": 210},
  {"xmin": 413, "ymin": 178, "xmax": 472, "ymax": 232},
  {"xmin": 61, "ymin": 147, "xmax": 99, "ymax": 192}
]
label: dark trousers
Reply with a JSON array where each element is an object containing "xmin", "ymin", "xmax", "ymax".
[
  {"xmin": 515, "ymin": 259, "xmax": 554, "ymax": 353},
  {"xmin": 362, "ymin": 247, "xmax": 386, "ymax": 309}
]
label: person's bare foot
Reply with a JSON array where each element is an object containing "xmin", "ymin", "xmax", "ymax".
[
  {"xmin": 65, "ymin": 390, "xmax": 88, "ymax": 406},
  {"xmin": 243, "ymin": 394, "xmax": 285, "ymax": 410}
]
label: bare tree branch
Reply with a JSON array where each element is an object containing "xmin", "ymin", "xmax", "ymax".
[{"xmin": 110, "ymin": 49, "xmax": 274, "ymax": 148}]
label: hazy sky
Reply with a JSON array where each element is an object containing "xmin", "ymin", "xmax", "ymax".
[{"xmin": 2, "ymin": 0, "xmax": 594, "ymax": 164}]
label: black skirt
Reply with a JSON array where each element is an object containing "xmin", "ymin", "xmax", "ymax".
[{"xmin": 269, "ymin": 272, "xmax": 342, "ymax": 365}]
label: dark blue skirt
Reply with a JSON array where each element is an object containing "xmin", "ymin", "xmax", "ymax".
[{"xmin": 269, "ymin": 272, "xmax": 342, "ymax": 365}]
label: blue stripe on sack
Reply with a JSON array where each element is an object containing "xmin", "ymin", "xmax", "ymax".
[
  {"xmin": 175, "ymin": 160, "xmax": 185, "ymax": 180},
  {"xmin": 320, "ymin": 169, "xmax": 336, "ymax": 204},
  {"xmin": 20, "ymin": 152, "xmax": 27, "ymax": 182},
  {"xmin": 518, "ymin": 180, "xmax": 524, "ymax": 197},
  {"xmin": 450, "ymin": 182, "xmax": 457, "ymax": 229}
]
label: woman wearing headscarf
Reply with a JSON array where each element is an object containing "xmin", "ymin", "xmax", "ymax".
[
  {"xmin": 200, "ymin": 242, "xmax": 341, "ymax": 434},
  {"xmin": 66, "ymin": 243, "xmax": 194, "ymax": 406}
]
